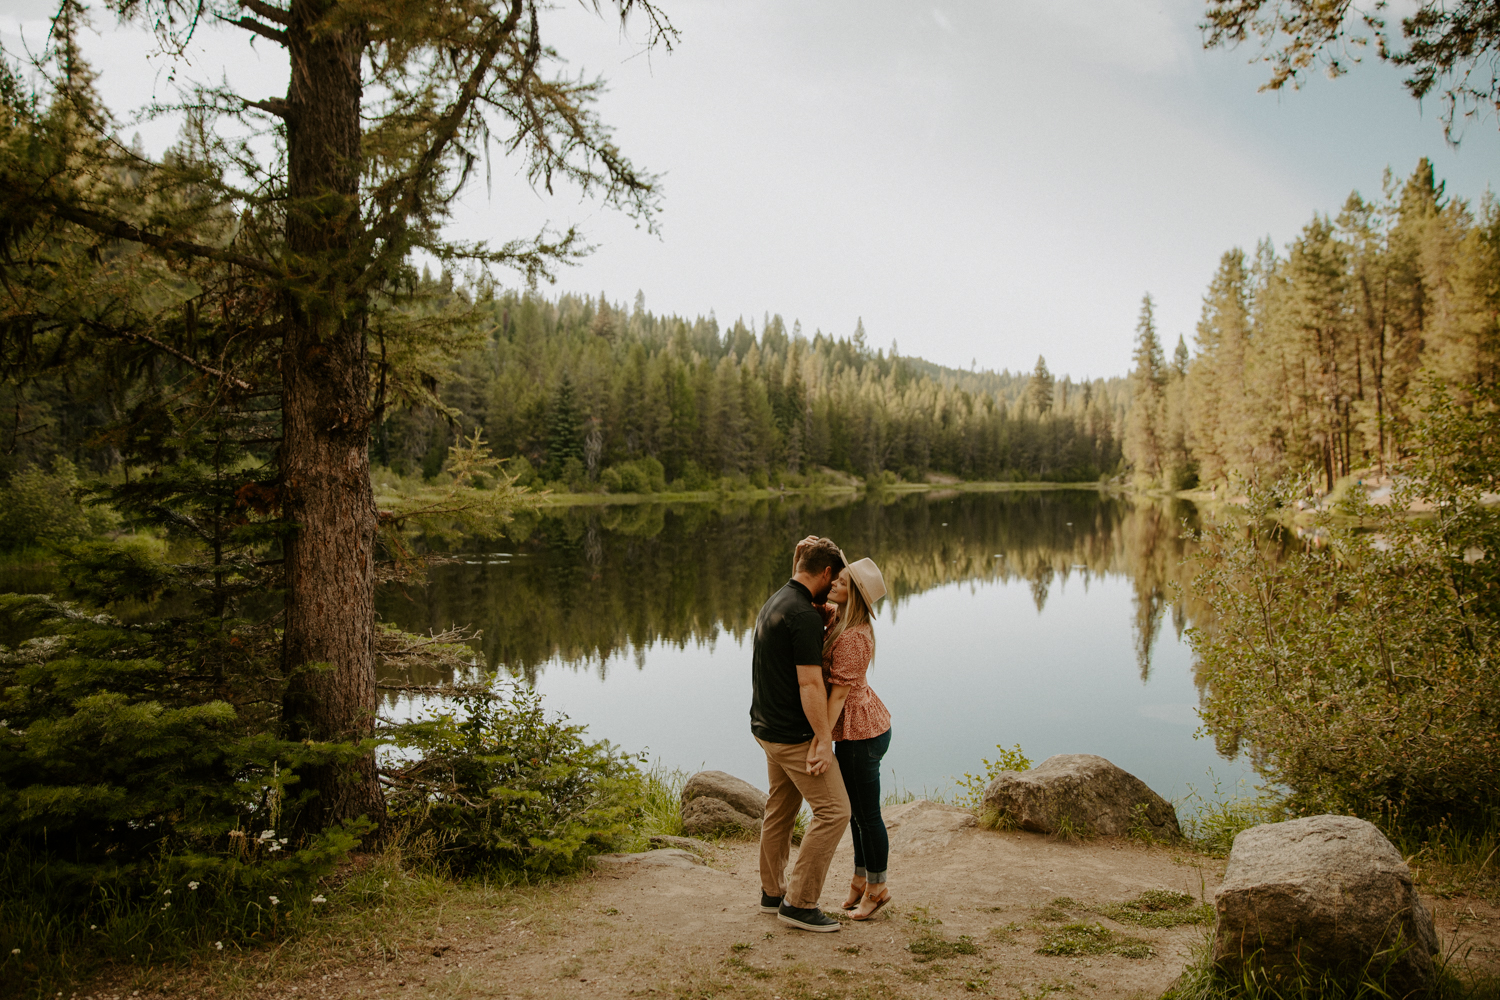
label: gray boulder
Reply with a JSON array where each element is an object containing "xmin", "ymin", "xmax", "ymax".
[
  {"xmin": 681, "ymin": 796, "xmax": 760, "ymax": 838},
  {"xmin": 1213, "ymin": 815, "xmax": 1438, "ymax": 996},
  {"xmin": 980, "ymin": 753, "xmax": 1180, "ymax": 838},
  {"xmin": 681, "ymin": 770, "xmax": 767, "ymax": 820}
]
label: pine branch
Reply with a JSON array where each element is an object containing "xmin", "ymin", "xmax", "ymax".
[
  {"xmin": 116, "ymin": 329, "xmax": 256, "ymax": 391},
  {"xmin": 221, "ymin": 15, "xmax": 288, "ymax": 47},
  {"xmin": 239, "ymin": 0, "xmax": 291, "ymax": 26},
  {"xmin": 42, "ymin": 199, "xmax": 280, "ymax": 277}
]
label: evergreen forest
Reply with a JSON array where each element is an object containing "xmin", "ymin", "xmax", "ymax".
[{"xmin": 1123, "ymin": 159, "xmax": 1500, "ymax": 492}]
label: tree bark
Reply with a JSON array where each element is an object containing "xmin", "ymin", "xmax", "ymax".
[{"xmin": 278, "ymin": 0, "xmax": 385, "ymax": 836}]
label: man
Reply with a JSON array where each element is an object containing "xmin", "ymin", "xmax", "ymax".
[{"xmin": 750, "ymin": 534, "xmax": 852, "ymax": 932}]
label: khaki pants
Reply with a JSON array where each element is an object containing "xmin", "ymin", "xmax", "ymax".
[{"xmin": 756, "ymin": 737, "xmax": 852, "ymax": 909}]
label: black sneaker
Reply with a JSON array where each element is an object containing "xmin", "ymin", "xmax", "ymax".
[
  {"xmin": 777, "ymin": 902, "xmax": 841, "ymax": 932},
  {"xmin": 760, "ymin": 891, "xmax": 783, "ymax": 913}
]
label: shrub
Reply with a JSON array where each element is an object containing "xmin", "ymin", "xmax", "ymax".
[
  {"xmin": 0, "ymin": 459, "xmax": 118, "ymax": 552},
  {"xmin": 952, "ymin": 743, "xmax": 1032, "ymax": 812},
  {"xmin": 1191, "ymin": 384, "xmax": 1500, "ymax": 830},
  {"xmin": 0, "ymin": 593, "xmax": 367, "ymax": 986},
  {"xmin": 384, "ymin": 682, "xmax": 644, "ymax": 876}
]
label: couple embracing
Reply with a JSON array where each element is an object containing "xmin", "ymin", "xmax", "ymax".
[{"xmin": 749, "ymin": 535, "xmax": 892, "ymax": 933}]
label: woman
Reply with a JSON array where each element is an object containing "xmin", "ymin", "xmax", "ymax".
[{"xmin": 818, "ymin": 556, "xmax": 892, "ymax": 921}]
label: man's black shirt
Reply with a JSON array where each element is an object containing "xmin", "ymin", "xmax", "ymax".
[{"xmin": 750, "ymin": 579, "xmax": 826, "ymax": 744}]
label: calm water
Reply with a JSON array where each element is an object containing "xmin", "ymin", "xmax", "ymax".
[{"xmin": 378, "ymin": 489, "xmax": 1254, "ymax": 803}]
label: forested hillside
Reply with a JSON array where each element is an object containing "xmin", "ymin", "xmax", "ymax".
[
  {"xmin": 1124, "ymin": 159, "xmax": 1500, "ymax": 491},
  {"xmin": 373, "ymin": 293, "xmax": 1129, "ymax": 489}
]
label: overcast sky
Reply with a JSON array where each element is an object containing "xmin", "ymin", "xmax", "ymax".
[{"xmin": 3, "ymin": 0, "xmax": 1498, "ymax": 378}]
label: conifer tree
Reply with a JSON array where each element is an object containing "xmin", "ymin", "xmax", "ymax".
[
  {"xmin": 1026, "ymin": 355, "xmax": 1054, "ymax": 414},
  {"xmin": 1, "ymin": 0, "xmax": 671, "ymax": 834},
  {"xmin": 1124, "ymin": 295, "xmax": 1168, "ymax": 485}
]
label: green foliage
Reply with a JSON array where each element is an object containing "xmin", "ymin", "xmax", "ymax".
[
  {"xmin": 600, "ymin": 456, "xmax": 667, "ymax": 494},
  {"xmin": 633, "ymin": 764, "xmax": 689, "ymax": 842},
  {"xmin": 1178, "ymin": 778, "xmax": 1285, "ymax": 857},
  {"xmin": 384, "ymin": 683, "xmax": 644, "ymax": 876},
  {"xmin": 1162, "ymin": 931, "xmax": 1499, "ymax": 1000},
  {"xmin": 379, "ymin": 291, "xmax": 1128, "ymax": 490},
  {"xmin": 1098, "ymin": 890, "xmax": 1214, "ymax": 928},
  {"xmin": 0, "ymin": 592, "xmax": 373, "ymax": 992},
  {"xmin": 1036, "ymin": 922, "xmax": 1154, "ymax": 959},
  {"xmin": 1181, "ymin": 161, "xmax": 1500, "ymax": 492},
  {"xmin": 57, "ymin": 536, "xmax": 170, "ymax": 606},
  {"xmin": 0, "ymin": 460, "xmax": 118, "ymax": 552},
  {"xmin": 908, "ymin": 932, "xmax": 981, "ymax": 962},
  {"xmin": 952, "ymin": 742, "xmax": 1032, "ymax": 812},
  {"xmin": 1191, "ymin": 383, "xmax": 1500, "ymax": 828}
]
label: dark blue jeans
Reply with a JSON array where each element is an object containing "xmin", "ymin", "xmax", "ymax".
[{"xmin": 834, "ymin": 727, "xmax": 891, "ymax": 883}]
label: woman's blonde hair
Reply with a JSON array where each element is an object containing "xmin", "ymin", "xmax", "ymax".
[{"xmin": 823, "ymin": 571, "xmax": 876, "ymax": 664}]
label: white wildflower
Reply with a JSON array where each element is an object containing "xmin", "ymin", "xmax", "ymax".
[
  {"xmin": 162, "ymin": 902, "xmax": 171, "ymax": 910},
  {"xmin": 311, "ymin": 895, "xmax": 326, "ymax": 904},
  {"xmin": 188, "ymin": 881, "xmax": 199, "ymax": 890},
  {"xmin": 267, "ymin": 842, "xmax": 282, "ymax": 852},
  {"xmin": 268, "ymin": 895, "xmax": 279, "ymax": 906},
  {"xmin": 163, "ymin": 889, "xmax": 172, "ymax": 895},
  {"xmin": 10, "ymin": 948, "xmax": 18, "ymax": 955},
  {"xmin": 215, "ymin": 941, "xmax": 224, "ymax": 951},
  {"xmin": 258, "ymin": 829, "xmax": 275, "ymax": 841}
]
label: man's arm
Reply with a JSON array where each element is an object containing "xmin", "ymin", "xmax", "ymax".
[{"xmin": 798, "ymin": 664, "xmax": 834, "ymax": 776}]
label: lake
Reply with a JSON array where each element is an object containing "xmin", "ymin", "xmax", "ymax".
[{"xmin": 377, "ymin": 488, "xmax": 1254, "ymax": 805}]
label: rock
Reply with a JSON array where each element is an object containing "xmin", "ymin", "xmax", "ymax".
[
  {"xmin": 648, "ymin": 834, "xmax": 714, "ymax": 854},
  {"xmin": 681, "ymin": 770, "xmax": 768, "ymax": 820},
  {"xmin": 681, "ymin": 796, "xmax": 761, "ymax": 838},
  {"xmin": 593, "ymin": 848, "xmax": 705, "ymax": 870},
  {"xmin": 881, "ymin": 799, "xmax": 976, "ymax": 853},
  {"xmin": 1213, "ymin": 815, "xmax": 1438, "ymax": 995},
  {"xmin": 980, "ymin": 754, "xmax": 1180, "ymax": 839}
]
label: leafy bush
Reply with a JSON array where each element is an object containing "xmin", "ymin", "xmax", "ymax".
[
  {"xmin": 1192, "ymin": 384, "xmax": 1500, "ymax": 829},
  {"xmin": 953, "ymin": 743, "xmax": 1032, "ymax": 812},
  {"xmin": 384, "ymin": 683, "xmax": 644, "ymax": 876},
  {"xmin": 0, "ymin": 459, "xmax": 118, "ymax": 552}
]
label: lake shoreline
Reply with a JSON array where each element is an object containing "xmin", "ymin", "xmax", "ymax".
[{"xmin": 533, "ymin": 479, "xmax": 1122, "ymax": 507}]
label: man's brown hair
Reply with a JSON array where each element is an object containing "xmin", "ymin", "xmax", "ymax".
[{"xmin": 795, "ymin": 537, "xmax": 845, "ymax": 578}]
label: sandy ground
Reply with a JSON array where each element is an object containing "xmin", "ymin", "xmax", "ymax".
[{"xmin": 80, "ymin": 803, "xmax": 1500, "ymax": 1000}]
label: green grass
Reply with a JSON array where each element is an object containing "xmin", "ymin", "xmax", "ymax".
[
  {"xmin": 1162, "ymin": 932, "xmax": 1500, "ymax": 1000},
  {"xmin": 1099, "ymin": 890, "xmax": 1215, "ymax": 929},
  {"xmin": 1036, "ymin": 922, "xmax": 1154, "ymax": 959},
  {"xmin": 1176, "ymin": 777, "xmax": 1284, "ymax": 858},
  {"xmin": 907, "ymin": 932, "xmax": 981, "ymax": 963}
]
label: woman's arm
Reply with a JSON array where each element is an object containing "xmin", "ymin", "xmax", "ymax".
[{"xmin": 826, "ymin": 684, "xmax": 850, "ymax": 733}]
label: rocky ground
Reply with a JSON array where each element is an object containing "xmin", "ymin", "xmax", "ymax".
[{"xmin": 80, "ymin": 802, "xmax": 1500, "ymax": 1000}]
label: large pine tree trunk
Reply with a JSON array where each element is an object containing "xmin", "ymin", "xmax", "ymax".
[{"xmin": 278, "ymin": 0, "xmax": 385, "ymax": 836}]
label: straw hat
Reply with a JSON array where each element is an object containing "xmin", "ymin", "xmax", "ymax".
[{"xmin": 843, "ymin": 557, "xmax": 888, "ymax": 617}]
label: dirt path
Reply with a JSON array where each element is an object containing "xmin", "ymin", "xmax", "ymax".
[{"xmin": 83, "ymin": 803, "xmax": 1500, "ymax": 1000}]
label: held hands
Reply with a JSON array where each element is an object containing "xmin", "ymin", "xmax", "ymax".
[{"xmin": 805, "ymin": 737, "xmax": 834, "ymax": 776}]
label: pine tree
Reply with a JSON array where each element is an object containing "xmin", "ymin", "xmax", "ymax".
[
  {"xmin": 547, "ymin": 373, "xmax": 585, "ymax": 477},
  {"xmin": 1026, "ymin": 355, "xmax": 1054, "ymax": 414},
  {"xmin": 1124, "ymin": 295, "xmax": 1167, "ymax": 485}
]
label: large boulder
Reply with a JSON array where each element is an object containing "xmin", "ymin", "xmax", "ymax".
[
  {"xmin": 980, "ymin": 754, "xmax": 1180, "ymax": 839},
  {"xmin": 1213, "ymin": 815, "xmax": 1438, "ymax": 996},
  {"xmin": 680, "ymin": 770, "xmax": 767, "ymax": 838}
]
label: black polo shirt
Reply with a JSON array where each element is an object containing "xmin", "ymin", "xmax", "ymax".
[{"xmin": 750, "ymin": 579, "xmax": 826, "ymax": 744}]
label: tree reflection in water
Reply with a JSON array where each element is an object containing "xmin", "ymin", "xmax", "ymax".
[{"xmin": 376, "ymin": 489, "xmax": 1203, "ymax": 702}]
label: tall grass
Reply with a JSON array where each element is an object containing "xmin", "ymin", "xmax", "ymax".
[
  {"xmin": 1176, "ymin": 775, "xmax": 1285, "ymax": 857},
  {"xmin": 1164, "ymin": 931, "xmax": 1500, "ymax": 1000}
]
